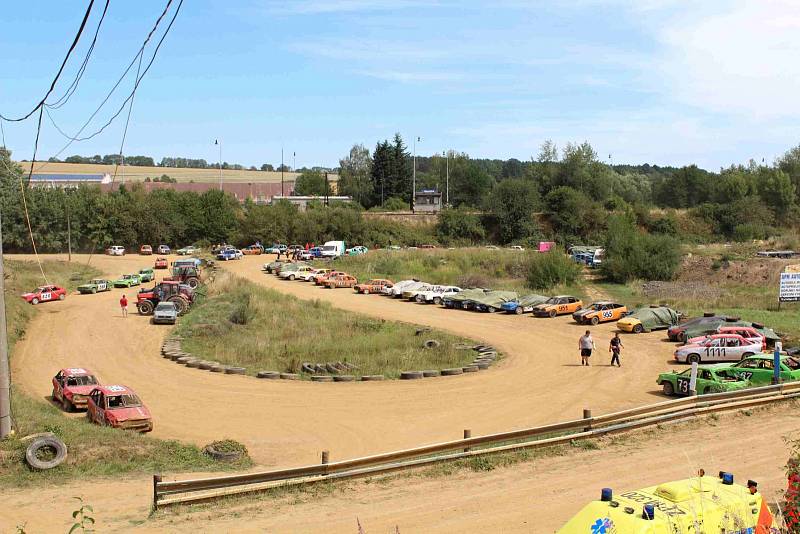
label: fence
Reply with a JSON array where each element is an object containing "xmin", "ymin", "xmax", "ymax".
[{"xmin": 153, "ymin": 381, "xmax": 800, "ymax": 508}]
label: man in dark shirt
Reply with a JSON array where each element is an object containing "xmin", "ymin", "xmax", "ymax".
[{"xmin": 609, "ymin": 333, "xmax": 623, "ymax": 367}]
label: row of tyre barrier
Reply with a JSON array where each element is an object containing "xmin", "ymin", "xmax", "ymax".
[
  {"xmin": 160, "ymin": 339, "xmax": 500, "ymax": 383},
  {"xmin": 152, "ymin": 379, "xmax": 800, "ymax": 508}
]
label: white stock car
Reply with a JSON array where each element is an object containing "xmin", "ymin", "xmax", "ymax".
[
  {"xmin": 384, "ymin": 279, "xmax": 422, "ymax": 297},
  {"xmin": 673, "ymin": 334, "xmax": 762, "ymax": 364},
  {"xmin": 299, "ymin": 268, "xmax": 330, "ymax": 282},
  {"xmin": 414, "ymin": 285, "xmax": 462, "ymax": 304},
  {"xmin": 279, "ymin": 265, "xmax": 316, "ymax": 280}
]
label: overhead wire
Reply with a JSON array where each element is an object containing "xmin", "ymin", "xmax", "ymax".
[
  {"xmin": 111, "ymin": 50, "xmax": 145, "ymax": 184},
  {"xmin": 0, "ymin": 0, "xmax": 96, "ymax": 122}
]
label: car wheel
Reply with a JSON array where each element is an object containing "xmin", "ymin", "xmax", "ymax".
[
  {"xmin": 662, "ymin": 382, "xmax": 675, "ymax": 396},
  {"xmin": 590, "ymin": 316, "xmax": 600, "ymax": 326},
  {"xmin": 687, "ymin": 354, "xmax": 701, "ymax": 364},
  {"xmin": 91, "ymin": 288, "xmax": 97, "ymax": 294},
  {"xmin": 741, "ymin": 352, "xmax": 754, "ymax": 360},
  {"xmin": 415, "ymin": 294, "xmax": 424, "ymax": 303},
  {"xmin": 31, "ymin": 298, "xmax": 39, "ymax": 305},
  {"xmin": 289, "ymin": 275, "xmax": 295, "ymax": 281},
  {"xmin": 433, "ymin": 297, "xmax": 442, "ymax": 305},
  {"xmin": 363, "ymin": 289, "xmax": 369, "ymax": 294},
  {"xmin": 548, "ymin": 309, "xmax": 556, "ymax": 318},
  {"xmin": 515, "ymin": 306, "xmax": 523, "ymax": 315},
  {"xmin": 61, "ymin": 397, "xmax": 74, "ymax": 413},
  {"xmin": 677, "ymin": 331, "xmax": 687, "ymax": 343},
  {"xmin": 633, "ymin": 324, "xmax": 643, "ymax": 334}
]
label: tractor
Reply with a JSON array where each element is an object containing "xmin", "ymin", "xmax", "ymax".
[
  {"xmin": 137, "ymin": 281, "xmax": 194, "ymax": 316},
  {"xmin": 164, "ymin": 265, "xmax": 201, "ymax": 289}
]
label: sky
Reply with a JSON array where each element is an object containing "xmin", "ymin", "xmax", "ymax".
[{"xmin": 1, "ymin": 0, "xmax": 799, "ymax": 171}]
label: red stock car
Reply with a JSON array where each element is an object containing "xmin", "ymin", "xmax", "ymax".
[
  {"xmin": 52, "ymin": 368, "xmax": 100, "ymax": 412},
  {"xmin": 21, "ymin": 285, "xmax": 67, "ymax": 305},
  {"xmin": 86, "ymin": 385, "xmax": 153, "ymax": 432},
  {"xmin": 154, "ymin": 257, "xmax": 169, "ymax": 269}
]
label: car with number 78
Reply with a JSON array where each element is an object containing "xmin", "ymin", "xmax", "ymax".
[
  {"xmin": 673, "ymin": 334, "xmax": 761, "ymax": 364},
  {"xmin": 657, "ymin": 366, "xmax": 751, "ymax": 396}
]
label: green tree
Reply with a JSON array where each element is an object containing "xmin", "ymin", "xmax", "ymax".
[
  {"xmin": 294, "ymin": 170, "xmax": 329, "ymax": 195},
  {"xmin": 601, "ymin": 214, "xmax": 681, "ymax": 282},
  {"xmin": 338, "ymin": 144, "xmax": 373, "ymax": 207},
  {"xmin": 436, "ymin": 206, "xmax": 485, "ymax": 244},
  {"xmin": 485, "ymin": 178, "xmax": 541, "ymax": 244}
]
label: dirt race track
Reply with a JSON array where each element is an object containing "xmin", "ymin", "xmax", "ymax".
[{"xmin": 4, "ymin": 253, "xmax": 798, "ymax": 532}]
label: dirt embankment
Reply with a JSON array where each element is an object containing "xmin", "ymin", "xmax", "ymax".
[{"xmin": 679, "ymin": 255, "xmax": 796, "ymax": 286}]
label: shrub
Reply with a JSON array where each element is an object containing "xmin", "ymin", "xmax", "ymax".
[
  {"xmin": 228, "ymin": 294, "xmax": 254, "ymax": 325},
  {"xmin": 525, "ymin": 252, "xmax": 581, "ymax": 290},
  {"xmin": 436, "ymin": 207, "xmax": 485, "ymax": 245},
  {"xmin": 601, "ymin": 215, "xmax": 681, "ymax": 282}
]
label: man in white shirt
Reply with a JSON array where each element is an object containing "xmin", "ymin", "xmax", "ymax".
[{"xmin": 579, "ymin": 330, "xmax": 595, "ymax": 366}]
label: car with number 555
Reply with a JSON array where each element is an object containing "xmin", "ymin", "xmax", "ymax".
[
  {"xmin": 724, "ymin": 354, "xmax": 800, "ymax": 386},
  {"xmin": 21, "ymin": 285, "xmax": 67, "ymax": 305},
  {"xmin": 86, "ymin": 385, "xmax": 153, "ymax": 432},
  {"xmin": 657, "ymin": 366, "xmax": 751, "ymax": 396},
  {"xmin": 531, "ymin": 295, "xmax": 583, "ymax": 318},
  {"xmin": 673, "ymin": 333, "xmax": 761, "ymax": 364},
  {"xmin": 572, "ymin": 301, "xmax": 628, "ymax": 325}
]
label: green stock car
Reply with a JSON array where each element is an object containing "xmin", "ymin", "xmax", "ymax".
[
  {"xmin": 113, "ymin": 274, "xmax": 141, "ymax": 288},
  {"xmin": 657, "ymin": 366, "xmax": 751, "ymax": 396},
  {"xmin": 77, "ymin": 279, "xmax": 112, "ymax": 294},
  {"xmin": 138, "ymin": 268, "xmax": 155, "ymax": 282},
  {"xmin": 724, "ymin": 354, "xmax": 800, "ymax": 386}
]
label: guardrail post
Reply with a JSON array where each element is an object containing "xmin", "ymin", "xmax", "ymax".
[
  {"xmin": 583, "ymin": 409, "xmax": 592, "ymax": 432},
  {"xmin": 463, "ymin": 429, "xmax": 471, "ymax": 452},
  {"xmin": 152, "ymin": 474, "xmax": 162, "ymax": 511},
  {"xmin": 321, "ymin": 450, "xmax": 329, "ymax": 465}
]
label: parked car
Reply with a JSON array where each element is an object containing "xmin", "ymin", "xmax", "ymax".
[
  {"xmin": 138, "ymin": 268, "xmax": 155, "ymax": 283},
  {"xmin": 300, "ymin": 268, "xmax": 330, "ymax": 282},
  {"xmin": 387, "ymin": 280, "xmax": 425, "ymax": 297},
  {"xmin": 176, "ymin": 245, "xmax": 197, "ymax": 256},
  {"xmin": 403, "ymin": 283, "xmax": 434, "ymax": 301},
  {"xmin": 326, "ymin": 273, "xmax": 358, "ymax": 288},
  {"xmin": 107, "ymin": 245, "xmax": 125, "ymax": 256},
  {"xmin": 86, "ymin": 385, "xmax": 153, "ymax": 432},
  {"xmin": 472, "ymin": 290, "xmax": 519, "ymax": 312},
  {"xmin": 346, "ymin": 245, "xmax": 369, "ymax": 256},
  {"xmin": 265, "ymin": 244, "xmax": 287, "ymax": 254},
  {"xmin": 667, "ymin": 315, "xmax": 729, "ymax": 342},
  {"xmin": 77, "ymin": 279, "xmax": 112, "ymax": 294},
  {"xmin": 139, "ymin": 245, "xmax": 153, "ymax": 255},
  {"xmin": 572, "ymin": 301, "xmax": 629, "ymax": 325},
  {"xmin": 242, "ymin": 245, "xmax": 264, "ymax": 255},
  {"xmin": 314, "ymin": 270, "xmax": 343, "ymax": 285},
  {"xmin": 262, "ymin": 260, "xmax": 288, "ymax": 273},
  {"xmin": 157, "ymin": 245, "xmax": 171, "ymax": 255},
  {"xmin": 354, "ymin": 279, "xmax": 394, "ymax": 294},
  {"xmin": 673, "ymin": 334, "xmax": 762, "ymax": 364},
  {"xmin": 21, "ymin": 285, "xmax": 67, "ymax": 305},
  {"xmin": 531, "ymin": 296, "xmax": 583, "ymax": 318},
  {"xmin": 52, "ymin": 367, "xmax": 100, "ymax": 412},
  {"xmin": 501, "ymin": 294, "xmax": 549, "ymax": 314},
  {"xmin": 217, "ymin": 249, "xmax": 242, "ymax": 261},
  {"xmin": 688, "ymin": 326, "xmax": 767, "ymax": 351},
  {"xmin": 657, "ymin": 366, "xmax": 751, "ymax": 396},
  {"xmin": 415, "ymin": 285, "xmax": 461, "ymax": 304},
  {"xmin": 113, "ymin": 274, "xmax": 141, "ymax": 288},
  {"xmin": 725, "ymin": 354, "xmax": 800, "ymax": 385},
  {"xmin": 152, "ymin": 302, "xmax": 178, "ymax": 325},
  {"xmin": 279, "ymin": 264, "xmax": 315, "ymax": 280},
  {"xmin": 510, "ymin": 245, "xmax": 525, "ymax": 251},
  {"xmin": 617, "ymin": 306, "xmax": 680, "ymax": 334},
  {"xmin": 154, "ymin": 257, "xmax": 169, "ymax": 269}
]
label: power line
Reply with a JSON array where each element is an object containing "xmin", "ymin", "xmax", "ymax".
[{"xmin": 0, "ymin": 0, "xmax": 97, "ymax": 122}]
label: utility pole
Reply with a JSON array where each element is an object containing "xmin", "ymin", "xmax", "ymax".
[
  {"xmin": 324, "ymin": 172, "xmax": 329, "ymax": 206},
  {"xmin": 444, "ymin": 150, "xmax": 450, "ymax": 207},
  {"xmin": 0, "ymin": 210, "xmax": 12, "ymax": 438},
  {"xmin": 281, "ymin": 147, "xmax": 284, "ymax": 197},
  {"xmin": 412, "ymin": 136, "xmax": 420, "ymax": 212},
  {"xmin": 215, "ymin": 139, "xmax": 222, "ymax": 191},
  {"xmin": 66, "ymin": 196, "xmax": 72, "ymax": 262},
  {"xmin": 293, "ymin": 151, "xmax": 296, "ymax": 173}
]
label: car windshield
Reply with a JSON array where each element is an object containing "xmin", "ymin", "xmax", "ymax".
[
  {"xmin": 90, "ymin": 280, "xmax": 103, "ymax": 284},
  {"xmin": 155, "ymin": 304, "xmax": 175, "ymax": 311},
  {"xmin": 66, "ymin": 375, "xmax": 97, "ymax": 386},
  {"xmin": 544, "ymin": 297, "xmax": 559, "ymax": 304},
  {"xmin": 321, "ymin": 246, "xmax": 335, "ymax": 251},
  {"xmin": 106, "ymin": 394, "xmax": 142, "ymax": 409}
]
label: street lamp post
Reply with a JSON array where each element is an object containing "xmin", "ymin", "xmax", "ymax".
[
  {"xmin": 412, "ymin": 136, "xmax": 420, "ymax": 212},
  {"xmin": 443, "ymin": 150, "xmax": 450, "ymax": 207},
  {"xmin": 281, "ymin": 147, "xmax": 284, "ymax": 197},
  {"xmin": 215, "ymin": 139, "xmax": 222, "ymax": 191}
]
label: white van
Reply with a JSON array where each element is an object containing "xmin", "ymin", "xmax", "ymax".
[{"xmin": 320, "ymin": 241, "xmax": 346, "ymax": 258}]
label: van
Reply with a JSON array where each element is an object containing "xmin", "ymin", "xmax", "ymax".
[
  {"xmin": 320, "ymin": 241, "xmax": 346, "ymax": 258},
  {"xmin": 108, "ymin": 246, "xmax": 125, "ymax": 256}
]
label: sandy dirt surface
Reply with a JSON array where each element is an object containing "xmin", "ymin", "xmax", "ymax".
[{"xmin": 5, "ymin": 253, "xmax": 797, "ymax": 532}]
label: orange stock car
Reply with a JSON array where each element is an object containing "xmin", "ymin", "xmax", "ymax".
[
  {"xmin": 572, "ymin": 301, "xmax": 628, "ymax": 325},
  {"xmin": 531, "ymin": 295, "xmax": 583, "ymax": 318},
  {"xmin": 354, "ymin": 279, "xmax": 393, "ymax": 294},
  {"xmin": 326, "ymin": 273, "xmax": 358, "ymax": 289},
  {"xmin": 314, "ymin": 270, "xmax": 341, "ymax": 285}
]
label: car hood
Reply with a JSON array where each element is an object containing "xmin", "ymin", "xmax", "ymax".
[
  {"xmin": 108, "ymin": 406, "xmax": 151, "ymax": 421},
  {"xmin": 572, "ymin": 308, "xmax": 596, "ymax": 318},
  {"xmin": 77, "ymin": 283, "xmax": 96, "ymax": 289},
  {"xmin": 500, "ymin": 302, "xmax": 518, "ymax": 310},
  {"xmin": 532, "ymin": 303, "xmax": 554, "ymax": 310},
  {"xmin": 65, "ymin": 385, "xmax": 96, "ymax": 396}
]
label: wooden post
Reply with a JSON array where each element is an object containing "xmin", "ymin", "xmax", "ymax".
[
  {"xmin": 152, "ymin": 474, "xmax": 162, "ymax": 510},
  {"xmin": 321, "ymin": 450, "xmax": 329, "ymax": 465},
  {"xmin": 583, "ymin": 409, "xmax": 592, "ymax": 432},
  {"xmin": 463, "ymin": 429, "xmax": 471, "ymax": 453}
]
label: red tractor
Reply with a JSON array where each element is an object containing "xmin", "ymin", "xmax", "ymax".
[
  {"xmin": 136, "ymin": 281, "xmax": 194, "ymax": 316},
  {"xmin": 163, "ymin": 265, "xmax": 201, "ymax": 289}
]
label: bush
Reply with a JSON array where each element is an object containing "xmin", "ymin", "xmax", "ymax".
[
  {"xmin": 436, "ymin": 207, "xmax": 485, "ymax": 245},
  {"xmin": 228, "ymin": 294, "xmax": 254, "ymax": 325},
  {"xmin": 525, "ymin": 252, "xmax": 581, "ymax": 290},
  {"xmin": 601, "ymin": 215, "xmax": 681, "ymax": 282},
  {"xmin": 732, "ymin": 223, "xmax": 774, "ymax": 242}
]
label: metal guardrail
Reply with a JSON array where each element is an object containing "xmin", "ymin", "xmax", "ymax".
[{"xmin": 153, "ymin": 380, "xmax": 800, "ymax": 508}]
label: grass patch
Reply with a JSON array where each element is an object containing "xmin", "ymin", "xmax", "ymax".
[
  {"xmin": 0, "ymin": 259, "xmax": 250, "ymax": 488},
  {"xmin": 176, "ymin": 271, "xmax": 480, "ymax": 378}
]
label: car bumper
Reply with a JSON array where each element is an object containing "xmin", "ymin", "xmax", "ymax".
[
  {"xmin": 113, "ymin": 283, "xmax": 130, "ymax": 288},
  {"xmin": 69, "ymin": 396, "xmax": 89, "ymax": 409},
  {"xmin": 77, "ymin": 288, "xmax": 96, "ymax": 294},
  {"xmin": 117, "ymin": 419, "xmax": 153, "ymax": 432},
  {"xmin": 153, "ymin": 316, "xmax": 176, "ymax": 324},
  {"xmin": 532, "ymin": 310, "xmax": 553, "ymax": 317}
]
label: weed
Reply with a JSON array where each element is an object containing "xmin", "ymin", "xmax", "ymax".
[{"xmin": 68, "ymin": 497, "xmax": 95, "ymax": 534}]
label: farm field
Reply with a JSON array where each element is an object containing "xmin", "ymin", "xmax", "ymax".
[{"xmin": 18, "ymin": 161, "xmax": 313, "ymax": 183}]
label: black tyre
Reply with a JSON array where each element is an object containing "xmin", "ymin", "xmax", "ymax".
[
  {"xmin": 742, "ymin": 352, "xmax": 754, "ymax": 360},
  {"xmin": 433, "ymin": 297, "xmax": 442, "ymax": 305},
  {"xmin": 590, "ymin": 316, "xmax": 600, "ymax": 326},
  {"xmin": 137, "ymin": 301, "xmax": 154, "ymax": 315},
  {"xmin": 515, "ymin": 306, "xmax": 523, "ymax": 315},
  {"xmin": 687, "ymin": 353, "xmax": 701, "ymax": 364},
  {"xmin": 662, "ymin": 382, "xmax": 675, "ymax": 396},
  {"xmin": 187, "ymin": 278, "xmax": 200, "ymax": 289},
  {"xmin": 549, "ymin": 309, "xmax": 557, "ymax": 318},
  {"xmin": 25, "ymin": 436, "xmax": 68, "ymax": 470},
  {"xmin": 415, "ymin": 294, "xmax": 424, "ymax": 303},
  {"xmin": 91, "ymin": 288, "xmax": 97, "ymax": 294},
  {"xmin": 61, "ymin": 397, "xmax": 74, "ymax": 413},
  {"xmin": 169, "ymin": 297, "xmax": 189, "ymax": 315},
  {"xmin": 677, "ymin": 331, "xmax": 687, "ymax": 343},
  {"xmin": 289, "ymin": 274, "xmax": 295, "ymax": 281},
  {"xmin": 633, "ymin": 324, "xmax": 644, "ymax": 334},
  {"xmin": 31, "ymin": 298, "xmax": 39, "ymax": 305},
  {"xmin": 58, "ymin": 294, "xmax": 65, "ymax": 300}
]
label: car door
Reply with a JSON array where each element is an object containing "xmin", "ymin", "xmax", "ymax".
[
  {"xmin": 52, "ymin": 371, "xmax": 64, "ymax": 399},
  {"xmin": 702, "ymin": 338, "xmax": 727, "ymax": 362},
  {"xmin": 675, "ymin": 370, "xmax": 693, "ymax": 395},
  {"xmin": 731, "ymin": 358, "xmax": 764, "ymax": 383}
]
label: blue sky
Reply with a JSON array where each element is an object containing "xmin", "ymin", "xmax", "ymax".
[{"xmin": 1, "ymin": 0, "xmax": 799, "ymax": 171}]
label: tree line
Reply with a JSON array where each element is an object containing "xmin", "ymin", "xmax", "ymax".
[{"xmin": 42, "ymin": 155, "xmax": 313, "ymax": 173}]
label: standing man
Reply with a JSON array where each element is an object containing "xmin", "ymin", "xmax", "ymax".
[
  {"xmin": 579, "ymin": 330, "xmax": 595, "ymax": 366},
  {"xmin": 609, "ymin": 332, "xmax": 623, "ymax": 367},
  {"xmin": 119, "ymin": 294, "xmax": 128, "ymax": 318}
]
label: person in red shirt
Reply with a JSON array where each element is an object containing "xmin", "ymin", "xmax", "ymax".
[{"xmin": 120, "ymin": 295, "xmax": 128, "ymax": 318}]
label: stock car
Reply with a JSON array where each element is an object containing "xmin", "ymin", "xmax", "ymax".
[
  {"xmin": 279, "ymin": 264, "xmax": 315, "ymax": 280},
  {"xmin": 242, "ymin": 245, "xmax": 264, "ymax": 255},
  {"xmin": 216, "ymin": 248, "xmax": 243, "ymax": 261},
  {"xmin": 139, "ymin": 245, "xmax": 153, "ymax": 255},
  {"xmin": 86, "ymin": 385, "xmax": 153, "ymax": 432},
  {"xmin": 326, "ymin": 273, "xmax": 358, "ymax": 289},
  {"xmin": 414, "ymin": 285, "xmax": 461, "ymax": 304},
  {"xmin": 501, "ymin": 294, "xmax": 548, "ymax": 314},
  {"xmin": 572, "ymin": 301, "xmax": 628, "ymax": 325},
  {"xmin": 314, "ymin": 270, "xmax": 342, "ymax": 285},
  {"xmin": 354, "ymin": 279, "xmax": 393, "ymax": 294},
  {"xmin": 154, "ymin": 257, "xmax": 169, "ymax": 269},
  {"xmin": 725, "ymin": 354, "xmax": 800, "ymax": 386},
  {"xmin": 687, "ymin": 326, "xmax": 767, "ymax": 351},
  {"xmin": 657, "ymin": 366, "xmax": 751, "ymax": 396},
  {"xmin": 21, "ymin": 285, "xmax": 67, "ymax": 305},
  {"xmin": 176, "ymin": 245, "xmax": 197, "ymax": 256},
  {"xmin": 52, "ymin": 368, "xmax": 100, "ymax": 412},
  {"xmin": 113, "ymin": 274, "xmax": 141, "ymax": 288},
  {"xmin": 301, "ymin": 268, "xmax": 330, "ymax": 282},
  {"xmin": 77, "ymin": 278, "xmax": 112, "ymax": 294},
  {"xmin": 673, "ymin": 333, "xmax": 762, "ymax": 364},
  {"xmin": 138, "ymin": 268, "xmax": 155, "ymax": 283},
  {"xmin": 667, "ymin": 315, "xmax": 728, "ymax": 342},
  {"xmin": 531, "ymin": 295, "xmax": 583, "ymax": 318}
]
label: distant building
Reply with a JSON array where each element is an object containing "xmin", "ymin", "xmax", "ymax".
[
  {"xmin": 270, "ymin": 195, "xmax": 353, "ymax": 211},
  {"xmin": 29, "ymin": 173, "xmax": 111, "ymax": 188},
  {"xmin": 101, "ymin": 181, "xmax": 295, "ymax": 204},
  {"xmin": 413, "ymin": 190, "xmax": 442, "ymax": 213}
]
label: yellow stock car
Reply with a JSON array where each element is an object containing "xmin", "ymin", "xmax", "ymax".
[
  {"xmin": 557, "ymin": 471, "xmax": 775, "ymax": 533},
  {"xmin": 531, "ymin": 296, "xmax": 583, "ymax": 318}
]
